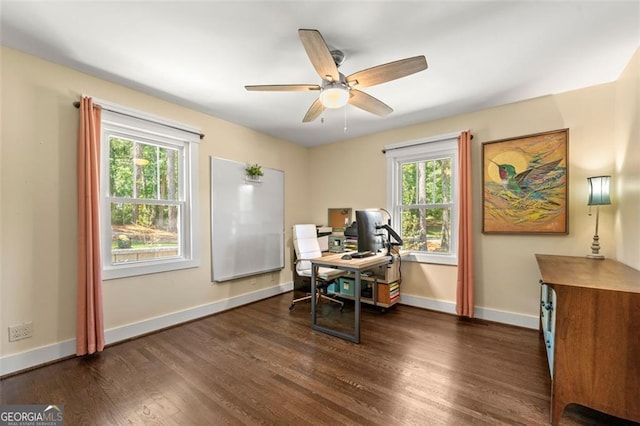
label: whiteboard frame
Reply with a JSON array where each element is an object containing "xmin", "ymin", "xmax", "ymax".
[{"xmin": 210, "ymin": 157, "xmax": 285, "ymax": 282}]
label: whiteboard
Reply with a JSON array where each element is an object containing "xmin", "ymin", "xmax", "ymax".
[{"xmin": 210, "ymin": 157, "xmax": 284, "ymax": 282}]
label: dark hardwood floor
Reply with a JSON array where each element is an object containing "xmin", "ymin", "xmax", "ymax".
[{"xmin": 1, "ymin": 293, "xmax": 637, "ymax": 425}]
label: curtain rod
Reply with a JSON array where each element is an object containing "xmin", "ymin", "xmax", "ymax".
[
  {"xmin": 73, "ymin": 101, "xmax": 205, "ymax": 140},
  {"xmin": 381, "ymin": 133, "xmax": 473, "ymax": 154}
]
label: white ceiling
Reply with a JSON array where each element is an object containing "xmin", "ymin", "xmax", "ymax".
[{"xmin": 1, "ymin": 1, "xmax": 639, "ymax": 147}]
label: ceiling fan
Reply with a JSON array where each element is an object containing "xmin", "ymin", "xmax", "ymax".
[{"xmin": 245, "ymin": 29, "xmax": 428, "ymax": 123}]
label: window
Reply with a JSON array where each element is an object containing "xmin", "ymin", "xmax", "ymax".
[
  {"xmin": 385, "ymin": 132, "xmax": 459, "ymax": 265},
  {"xmin": 100, "ymin": 104, "xmax": 200, "ymax": 279}
]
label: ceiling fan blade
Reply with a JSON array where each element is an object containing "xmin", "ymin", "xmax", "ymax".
[
  {"xmin": 349, "ymin": 89, "xmax": 393, "ymax": 116},
  {"xmin": 245, "ymin": 84, "xmax": 320, "ymax": 92},
  {"xmin": 298, "ymin": 29, "xmax": 339, "ymax": 82},
  {"xmin": 346, "ymin": 55, "xmax": 427, "ymax": 88},
  {"xmin": 303, "ymin": 98, "xmax": 324, "ymax": 122}
]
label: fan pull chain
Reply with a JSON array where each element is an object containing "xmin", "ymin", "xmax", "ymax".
[{"xmin": 343, "ymin": 104, "xmax": 348, "ymax": 133}]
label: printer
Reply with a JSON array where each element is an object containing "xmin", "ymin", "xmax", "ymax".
[{"xmin": 316, "ymin": 226, "xmax": 332, "ymax": 252}]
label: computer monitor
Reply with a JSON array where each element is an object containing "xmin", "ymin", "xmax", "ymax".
[{"xmin": 356, "ymin": 210, "xmax": 385, "ymax": 253}]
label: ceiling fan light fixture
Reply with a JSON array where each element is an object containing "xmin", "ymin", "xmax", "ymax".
[
  {"xmin": 133, "ymin": 158, "xmax": 149, "ymax": 166},
  {"xmin": 320, "ymin": 83, "xmax": 349, "ymax": 109}
]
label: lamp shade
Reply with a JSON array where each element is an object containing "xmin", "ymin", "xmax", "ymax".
[
  {"xmin": 133, "ymin": 158, "xmax": 149, "ymax": 166},
  {"xmin": 587, "ymin": 175, "xmax": 611, "ymax": 205},
  {"xmin": 320, "ymin": 83, "xmax": 349, "ymax": 109}
]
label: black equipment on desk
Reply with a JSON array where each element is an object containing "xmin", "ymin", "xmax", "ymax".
[
  {"xmin": 356, "ymin": 210, "xmax": 385, "ymax": 253},
  {"xmin": 344, "ymin": 221, "xmax": 358, "ymax": 237},
  {"xmin": 350, "ymin": 251, "xmax": 375, "ymax": 259},
  {"xmin": 376, "ymin": 223, "xmax": 403, "ymax": 247}
]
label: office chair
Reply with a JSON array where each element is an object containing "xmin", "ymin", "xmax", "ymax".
[{"xmin": 290, "ymin": 224, "xmax": 344, "ymax": 311}]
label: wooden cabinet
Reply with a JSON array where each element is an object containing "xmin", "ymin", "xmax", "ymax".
[
  {"xmin": 535, "ymin": 254, "xmax": 640, "ymax": 425},
  {"xmin": 539, "ymin": 282, "xmax": 556, "ymax": 376}
]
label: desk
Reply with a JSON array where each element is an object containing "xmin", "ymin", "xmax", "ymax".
[{"xmin": 311, "ymin": 252, "xmax": 393, "ymax": 343}]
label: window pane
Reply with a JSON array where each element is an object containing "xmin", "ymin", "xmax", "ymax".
[
  {"xmin": 110, "ymin": 137, "xmax": 133, "ymax": 197},
  {"xmin": 440, "ymin": 158, "xmax": 452, "ymax": 203},
  {"xmin": 400, "ymin": 207, "xmax": 451, "ymax": 253},
  {"xmin": 162, "ymin": 147, "xmax": 179, "ymax": 201},
  {"xmin": 137, "ymin": 144, "xmax": 157, "ymax": 198},
  {"xmin": 401, "ymin": 158, "xmax": 452, "ymax": 206},
  {"xmin": 109, "ymin": 136, "xmax": 179, "ymax": 201},
  {"xmin": 425, "ymin": 160, "xmax": 435, "ymax": 202},
  {"xmin": 136, "ymin": 144, "xmax": 180, "ymax": 201},
  {"xmin": 110, "ymin": 202, "xmax": 180, "ymax": 264},
  {"xmin": 427, "ymin": 158, "xmax": 450, "ymax": 204},
  {"xmin": 401, "ymin": 162, "xmax": 417, "ymax": 205},
  {"xmin": 400, "ymin": 208, "xmax": 424, "ymax": 250}
]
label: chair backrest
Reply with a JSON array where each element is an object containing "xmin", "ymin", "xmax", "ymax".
[{"xmin": 293, "ymin": 224, "xmax": 321, "ymax": 274}]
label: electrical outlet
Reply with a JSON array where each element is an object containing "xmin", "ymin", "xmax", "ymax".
[{"xmin": 9, "ymin": 322, "xmax": 33, "ymax": 342}]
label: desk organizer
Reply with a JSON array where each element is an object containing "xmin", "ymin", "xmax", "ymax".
[
  {"xmin": 377, "ymin": 281, "xmax": 400, "ymax": 305},
  {"xmin": 325, "ymin": 257, "xmax": 401, "ymax": 310}
]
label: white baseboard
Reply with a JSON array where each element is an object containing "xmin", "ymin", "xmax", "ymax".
[
  {"xmin": 399, "ymin": 294, "xmax": 539, "ymax": 329},
  {"xmin": 0, "ymin": 339, "xmax": 77, "ymax": 378},
  {"xmin": 474, "ymin": 306, "xmax": 539, "ymax": 329},
  {"xmin": 104, "ymin": 282, "xmax": 293, "ymax": 344},
  {"xmin": 399, "ymin": 294, "xmax": 458, "ymax": 315},
  {"xmin": 0, "ymin": 282, "xmax": 293, "ymax": 377}
]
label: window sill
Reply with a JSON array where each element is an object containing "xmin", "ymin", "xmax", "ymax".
[
  {"xmin": 103, "ymin": 258, "xmax": 199, "ymax": 280},
  {"xmin": 400, "ymin": 252, "xmax": 458, "ymax": 266}
]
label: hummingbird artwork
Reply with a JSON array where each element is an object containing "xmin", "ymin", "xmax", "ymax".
[{"xmin": 489, "ymin": 158, "xmax": 563, "ymax": 203}]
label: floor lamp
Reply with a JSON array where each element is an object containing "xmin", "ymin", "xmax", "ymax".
[{"xmin": 587, "ymin": 175, "xmax": 611, "ymax": 259}]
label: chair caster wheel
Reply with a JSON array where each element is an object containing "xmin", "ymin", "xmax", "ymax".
[{"xmin": 289, "ymin": 304, "xmax": 296, "ymax": 311}]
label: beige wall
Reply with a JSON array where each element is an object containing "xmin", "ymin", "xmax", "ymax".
[
  {"xmin": 0, "ymin": 47, "xmax": 310, "ymax": 358},
  {"xmin": 613, "ymin": 48, "xmax": 640, "ymax": 269},
  {"xmin": 309, "ymin": 48, "xmax": 639, "ymax": 320}
]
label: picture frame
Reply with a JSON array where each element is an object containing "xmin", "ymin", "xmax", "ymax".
[{"xmin": 482, "ymin": 129, "xmax": 569, "ymax": 234}]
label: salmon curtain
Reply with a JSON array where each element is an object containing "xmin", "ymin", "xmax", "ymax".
[
  {"xmin": 456, "ymin": 130, "xmax": 474, "ymax": 317},
  {"xmin": 76, "ymin": 97, "xmax": 105, "ymax": 355}
]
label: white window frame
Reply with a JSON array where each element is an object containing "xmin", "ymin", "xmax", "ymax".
[
  {"xmin": 99, "ymin": 101, "xmax": 200, "ymax": 279},
  {"xmin": 385, "ymin": 132, "xmax": 459, "ymax": 265}
]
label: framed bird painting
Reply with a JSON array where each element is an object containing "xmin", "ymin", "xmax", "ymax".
[{"xmin": 482, "ymin": 128, "xmax": 569, "ymax": 234}]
